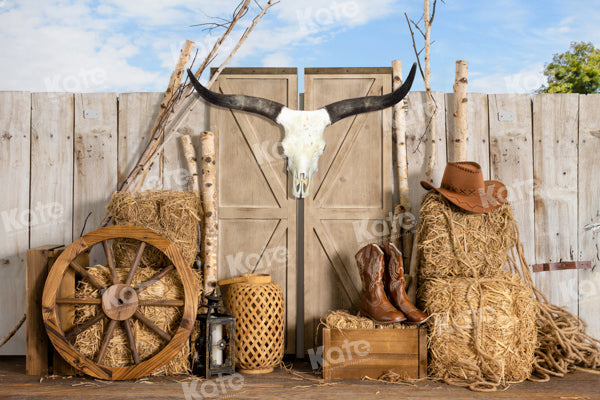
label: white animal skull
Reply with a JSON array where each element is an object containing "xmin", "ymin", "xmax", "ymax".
[{"xmin": 187, "ymin": 64, "xmax": 416, "ymax": 198}]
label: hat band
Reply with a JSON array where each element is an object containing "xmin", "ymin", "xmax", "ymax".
[{"xmin": 441, "ymin": 182, "xmax": 481, "ymax": 196}]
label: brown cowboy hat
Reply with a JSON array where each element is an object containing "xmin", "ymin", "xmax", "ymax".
[{"xmin": 420, "ymin": 162, "xmax": 508, "ymax": 213}]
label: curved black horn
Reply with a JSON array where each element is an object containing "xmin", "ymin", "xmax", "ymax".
[
  {"xmin": 187, "ymin": 69, "xmax": 284, "ymax": 122},
  {"xmin": 324, "ymin": 62, "xmax": 417, "ymax": 124}
]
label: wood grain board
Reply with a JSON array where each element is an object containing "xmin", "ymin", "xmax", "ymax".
[
  {"xmin": 0, "ymin": 92, "xmax": 31, "ymax": 356},
  {"xmin": 210, "ymin": 70, "xmax": 298, "ymax": 354},
  {"xmin": 532, "ymin": 93, "xmax": 579, "ymax": 315},
  {"xmin": 322, "ymin": 328, "xmax": 427, "ymax": 380},
  {"xmin": 578, "ymin": 94, "xmax": 600, "ymax": 339},
  {"xmin": 74, "ymin": 93, "xmax": 118, "ymax": 266},
  {"xmin": 303, "ymin": 69, "xmax": 394, "ymax": 351}
]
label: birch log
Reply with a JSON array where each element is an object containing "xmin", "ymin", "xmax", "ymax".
[
  {"xmin": 200, "ymin": 131, "xmax": 218, "ymax": 293},
  {"xmin": 453, "ymin": 60, "xmax": 468, "ymax": 162},
  {"xmin": 423, "ymin": 0, "xmax": 437, "ymax": 182},
  {"xmin": 179, "ymin": 135, "xmax": 200, "ymax": 193},
  {"xmin": 391, "ymin": 60, "xmax": 412, "ymax": 267}
]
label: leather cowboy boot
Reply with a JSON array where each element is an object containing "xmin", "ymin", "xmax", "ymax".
[
  {"xmin": 355, "ymin": 244, "xmax": 406, "ymax": 324},
  {"xmin": 381, "ymin": 243, "xmax": 428, "ymax": 324}
]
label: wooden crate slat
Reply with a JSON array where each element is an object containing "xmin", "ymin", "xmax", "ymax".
[{"xmin": 322, "ymin": 328, "xmax": 426, "ymax": 380}]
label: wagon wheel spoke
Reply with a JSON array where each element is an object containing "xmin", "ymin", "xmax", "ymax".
[
  {"xmin": 102, "ymin": 240, "xmax": 119, "ymax": 284},
  {"xmin": 96, "ymin": 319, "xmax": 117, "ymax": 364},
  {"xmin": 134, "ymin": 310, "xmax": 172, "ymax": 341},
  {"xmin": 125, "ymin": 242, "xmax": 147, "ymax": 285},
  {"xmin": 69, "ymin": 260, "xmax": 106, "ymax": 291},
  {"xmin": 56, "ymin": 298, "xmax": 101, "ymax": 305},
  {"xmin": 123, "ymin": 319, "xmax": 140, "ymax": 364},
  {"xmin": 138, "ymin": 299, "xmax": 185, "ymax": 307},
  {"xmin": 65, "ymin": 313, "xmax": 105, "ymax": 340},
  {"xmin": 135, "ymin": 265, "xmax": 175, "ymax": 292}
]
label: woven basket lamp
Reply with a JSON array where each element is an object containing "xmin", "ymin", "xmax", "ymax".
[{"xmin": 219, "ymin": 274, "xmax": 285, "ymax": 374}]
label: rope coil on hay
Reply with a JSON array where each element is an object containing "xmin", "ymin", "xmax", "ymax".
[{"xmin": 416, "ymin": 192, "xmax": 600, "ymax": 391}]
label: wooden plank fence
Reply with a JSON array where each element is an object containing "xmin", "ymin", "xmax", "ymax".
[{"xmin": 0, "ymin": 84, "xmax": 599, "ymax": 355}]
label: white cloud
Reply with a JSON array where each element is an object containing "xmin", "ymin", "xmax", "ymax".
[
  {"xmin": 470, "ymin": 63, "xmax": 546, "ymax": 94},
  {"xmin": 262, "ymin": 52, "xmax": 294, "ymax": 67},
  {"xmin": 0, "ymin": 0, "xmax": 403, "ymax": 92}
]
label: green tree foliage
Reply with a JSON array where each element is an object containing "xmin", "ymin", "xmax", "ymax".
[{"xmin": 538, "ymin": 41, "xmax": 600, "ymax": 94}]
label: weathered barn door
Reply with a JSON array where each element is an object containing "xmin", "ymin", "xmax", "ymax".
[
  {"xmin": 303, "ymin": 68, "xmax": 394, "ymax": 350},
  {"xmin": 210, "ymin": 68, "xmax": 298, "ymax": 353}
]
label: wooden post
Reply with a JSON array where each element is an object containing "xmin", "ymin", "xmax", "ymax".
[
  {"xmin": 391, "ymin": 60, "xmax": 412, "ymax": 268},
  {"xmin": 200, "ymin": 131, "xmax": 218, "ymax": 294},
  {"xmin": 26, "ymin": 246, "xmax": 54, "ymax": 375},
  {"xmin": 453, "ymin": 60, "xmax": 468, "ymax": 161}
]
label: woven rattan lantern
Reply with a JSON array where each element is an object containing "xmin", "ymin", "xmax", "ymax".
[{"xmin": 219, "ymin": 274, "xmax": 284, "ymax": 374}]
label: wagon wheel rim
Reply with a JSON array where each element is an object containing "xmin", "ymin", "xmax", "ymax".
[{"xmin": 42, "ymin": 226, "xmax": 198, "ymax": 380}]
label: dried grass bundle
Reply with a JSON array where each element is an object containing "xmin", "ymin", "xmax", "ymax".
[
  {"xmin": 418, "ymin": 192, "xmax": 516, "ymax": 280},
  {"xmin": 419, "ymin": 271, "xmax": 537, "ymax": 386},
  {"xmin": 107, "ymin": 191, "xmax": 201, "ymax": 268},
  {"xmin": 322, "ymin": 310, "xmax": 417, "ymax": 330},
  {"xmin": 73, "ymin": 265, "xmax": 202, "ymax": 376}
]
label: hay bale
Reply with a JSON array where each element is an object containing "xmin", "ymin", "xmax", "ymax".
[
  {"xmin": 419, "ymin": 271, "xmax": 537, "ymax": 383},
  {"xmin": 323, "ymin": 310, "xmax": 417, "ymax": 330},
  {"xmin": 73, "ymin": 265, "xmax": 202, "ymax": 376},
  {"xmin": 107, "ymin": 191, "xmax": 201, "ymax": 268},
  {"xmin": 418, "ymin": 192, "xmax": 516, "ymax": 280}
]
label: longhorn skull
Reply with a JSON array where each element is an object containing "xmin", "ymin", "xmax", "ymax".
[{"xmin": 187, "ymin": 63, "xmax": 416, "ymax": 198}]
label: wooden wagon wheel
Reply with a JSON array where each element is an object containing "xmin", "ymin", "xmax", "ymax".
[{"xmin": 42, "ymin": 225, "xmax": 198, "ymax": 380}]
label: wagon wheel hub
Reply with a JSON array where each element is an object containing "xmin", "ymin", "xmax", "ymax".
[{"xmin": 102, "ymin": 284, "xmax": 139, "ymax": 321}]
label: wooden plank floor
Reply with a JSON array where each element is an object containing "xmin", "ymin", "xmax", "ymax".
[{"xmin": 1, "ymin": 356, "xmax": 599, "ymax": 399}]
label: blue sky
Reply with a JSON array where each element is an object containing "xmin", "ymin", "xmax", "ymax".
[{"xmin": 0, "ymin": 0, "xmax": 598, "ymax": 93}]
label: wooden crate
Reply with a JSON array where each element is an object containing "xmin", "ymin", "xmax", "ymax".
[
  {"xmin": 26, "ymin": 245, "xmax": 87, "ymax": 376},
  {"xmin": 322, "ymin": 327, "xmax": 427, "ymax": 380}
]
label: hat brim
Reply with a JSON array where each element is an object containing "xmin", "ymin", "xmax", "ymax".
[{"xmin": 420, "ymin": 180, "xmax": 507, "ymax": 214}]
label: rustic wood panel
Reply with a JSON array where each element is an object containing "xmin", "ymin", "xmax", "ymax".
[
  {"xmin": 405, "ymin": 91, "xmax": 447, "ymax": 215},
  {"xmin": 445, "ymin": 93, "xmax": 490, "ymax": 178},
  {"xmin": 532, "ymin": 93, "xmax": 579, "ymax": 315},
  {"xmin": 74, "ymin": 93, "xmax": 118, "ymax": 266},
  {"xmin": 163, "ymin": 98, "xmax": 208, "ymax": 191},
  {"xmin": 0, "ymin": 92, "xmax": 31, "ymax": 355},
  {"xmin": 30, "ymin": 93, "xmax": 74, "ymax": 248},
  {"xmin": 578, "ymin": 93, "xmax": 600, "ymax": 339},
  {"xmin": 303, "ymin": 70, "xmax": 394, "ymax": 351},
  {"xmin": 488, "ymin": 94, "xmax": 535, "ymax": 265},
  {"xmin": 117, "ymin": 93, "xmax": 163, "ymax": 190},
  {"xmin": 211, "ymin": 71, "xmax": 297, "ymax": 354}
]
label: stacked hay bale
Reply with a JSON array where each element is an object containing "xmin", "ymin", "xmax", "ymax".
[
  {"xmin": 417, "ymin": 192, "xmax": 537, "ymax": 389},
  {"xmin": 73, "ymin": 190, "xmax": 203, "ymax": 375}
]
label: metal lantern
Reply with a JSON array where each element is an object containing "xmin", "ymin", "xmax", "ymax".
[{"xmin": 192, "ymin": 292, "xmax": 236, "ymax": 378}]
